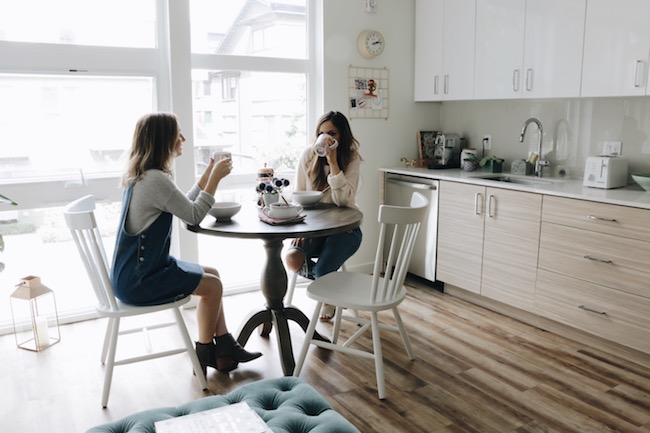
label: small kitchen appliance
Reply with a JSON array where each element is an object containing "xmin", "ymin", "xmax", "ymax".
[
  {"xmin": 582, "ymin": 156, "xmax": 628, "ymax": 189},
  {"xmin": 429, "ymin": 133, "xmax": 466, "ymax": 169}
]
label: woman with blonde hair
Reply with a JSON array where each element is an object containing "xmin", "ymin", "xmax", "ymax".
[{"xmin": 111, "ymin": 112, "xmax": 261, "ymax": 374}]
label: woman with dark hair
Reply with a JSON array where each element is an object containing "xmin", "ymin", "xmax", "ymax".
[
  {"xmin": 111, "ymin": 112, "xmax": 261, "ymax": 374},
  {"xmin": 284, "ymin": 111, "xmax": 363, "ymax": 321}
]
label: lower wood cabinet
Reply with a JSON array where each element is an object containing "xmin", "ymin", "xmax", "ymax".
[
  {"xmin": 535, "ymin": 269, "xmax": 650, "ymax": 354},
  {"xmin": 435, "ymin": 181, "xmax": 650, "ymax": 355},
  {"xmin": 437, "ymin": 181, "xmax": 485, "ymax": 294},
  {"xmin": 536, "ymin": 195, "xmax": 650, "ymax": 354},
  {"xmin": 437, "ymin": 181, "xmax": 542, "ymax": 311}
]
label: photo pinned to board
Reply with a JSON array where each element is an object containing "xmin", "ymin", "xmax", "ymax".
[{"xmin": 349, "ymin": 66, "xmax": 389, "ymax": 119}]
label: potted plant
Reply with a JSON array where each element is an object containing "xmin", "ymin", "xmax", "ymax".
[
  {"xmin": 479, "ymin": 156, "xmax": 505, "ymax": 173},
  {"xmin": 0, "ymin": 194, "xmax": 17, "ymax": 273}
]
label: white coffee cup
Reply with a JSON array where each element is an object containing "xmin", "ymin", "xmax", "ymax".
[
  {"xmin": 313, "ymin": 133, "xmax": 338, "ymax": 157},
  {"xmin": 212, "ymin": 151, "xmax": 231, "ymax": 161},
  {"xmin": 263, "ymin": 202, "xmax": 303, "ymax": 219}
]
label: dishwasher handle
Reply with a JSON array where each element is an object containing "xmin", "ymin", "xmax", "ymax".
[{"xmin": 386, "ymin": 178, "xmax": 438, "ymax": 191}]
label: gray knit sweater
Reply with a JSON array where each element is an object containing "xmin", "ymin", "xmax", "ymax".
[{"xmin": 125, "ymin": 169, "xmax": 215, "ymax": 235}]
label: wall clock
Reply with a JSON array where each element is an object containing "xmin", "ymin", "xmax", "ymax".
[{"xmin": 357, "ymin": 29, "xmax": 384, "ymax": 59}]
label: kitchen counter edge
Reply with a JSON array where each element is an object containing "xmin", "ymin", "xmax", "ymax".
[{"xmin": 380, "ymin": 167, "xmax": 650, "ymax": 210}]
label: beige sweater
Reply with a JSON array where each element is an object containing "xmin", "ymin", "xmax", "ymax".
[{"xmin": 293, "ymin": 147, "xmax": 361, "ymax": 210}]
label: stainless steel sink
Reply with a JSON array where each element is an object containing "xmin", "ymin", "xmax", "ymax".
[{"xmin": 471, "ymin": 174, "xmax": 561, "ymax": 186}]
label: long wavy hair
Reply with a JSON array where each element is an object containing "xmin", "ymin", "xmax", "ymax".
[
  {"xmin": 307, "ymin": 111, "xmax": 361, "ymax": 190},
  {"xmin": 121, "ymin": 112, "xmax": 180, "ymax": 187}
]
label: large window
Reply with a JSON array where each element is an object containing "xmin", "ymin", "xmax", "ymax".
[
  {"xmin": 190, "ymin": 0, "xmax": 307, "ymax": 59},
  {"xmin": 0, "ymin": 74, "xmax": 154, "ymax": 181},
  {"xmin": 188, "ymin": 1, "xmax": 309, "ymax": 290},
  {"xmin": 0, "ymin": 0, "xmax": 315, "ymax": 331},
  {"xmin": 0, "ymin": 0, "xmax": 156, "ymax": 48}
]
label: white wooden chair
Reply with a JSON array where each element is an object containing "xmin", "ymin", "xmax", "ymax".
[
  {"xmin": 63, "ymin": 195, "xmax": 208, "ymax": 408},
  {"xmin": 285, "ymin": 262, "xmax": 347, "ymax": 305},
  {"xmin": 294, "ymin": 192, "xmax": 429, "ymax": 399}
]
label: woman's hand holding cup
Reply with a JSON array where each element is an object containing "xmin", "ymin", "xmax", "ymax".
[{"xmin": 313, "ymin": 133, "xmax": 338, "ymax": 157}]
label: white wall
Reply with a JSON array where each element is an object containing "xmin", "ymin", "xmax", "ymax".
[
  {"xmin": 442, "ymin": 98, "xmax": 650, "ymax": 179},
  {"xmin": 323, "ymin": 1, "xmax": 650, "ymax": 272},
  {"xmin": 322, "ymin": 0, "xmax": 440, "ymax": 271}
]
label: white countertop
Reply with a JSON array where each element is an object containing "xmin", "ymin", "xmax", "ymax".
[{"xmin": 380, "ymin": 167, "xmax": 650, "ymax": 210}]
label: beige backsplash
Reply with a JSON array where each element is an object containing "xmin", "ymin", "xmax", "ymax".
[{"xmin": 440, "ymin": 98, "xmax": 650, "ymax": 181}]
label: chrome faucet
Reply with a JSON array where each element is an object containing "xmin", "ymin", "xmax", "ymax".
[{"xmin": 519, "ymin": 117, "xmax": 549, "ymax": 177}]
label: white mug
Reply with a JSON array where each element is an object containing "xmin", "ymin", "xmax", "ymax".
[
  {"xmin": 263, "ymin": 202, "xmax": 303, "ymax": 219},
  {"xmin": 313, "ymin": 133, "xmax": 339, "ymax": 157},
  {"xmin": 212, "ymin": 151, "xmax": 231, "ymax": 161}
]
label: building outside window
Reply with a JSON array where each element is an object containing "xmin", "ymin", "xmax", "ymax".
[{"xmin": 0, "ymin": 0, "xmax": 313, "ymax": 333}]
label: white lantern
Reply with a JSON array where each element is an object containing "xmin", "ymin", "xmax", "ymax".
[{"xmin": 10, "ymin": 276, "xmax": 61, "ymax": 351}]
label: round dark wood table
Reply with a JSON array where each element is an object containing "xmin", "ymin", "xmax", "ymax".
[{"xmin": 187, "ymin": 202, "xmax": 363, "ymax": 375}]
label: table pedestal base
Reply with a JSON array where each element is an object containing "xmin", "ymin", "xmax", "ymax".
[{"xmin": 236, "ymin": 306, "xmax": 327, "ymax": 376}]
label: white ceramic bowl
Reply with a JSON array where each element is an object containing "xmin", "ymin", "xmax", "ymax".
[
  {"xmin": 291, "ymin": 191, "xmax": 323, "ymax": 208},
  {"xmin": 631, "ymin": 173, "xmax": 650, "ymax": 191},
  {"xmin": 208, "ymin": 202, "xmax": 241, "ymax": 220},
  {"xmin": 263, "ymin": 202, "xmax": 303, "ymax": 219}
]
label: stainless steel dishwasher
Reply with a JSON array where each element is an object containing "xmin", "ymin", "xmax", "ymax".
[{"xmin": 385, "ymin": 173, "xmax": 439, "ymax": 282}]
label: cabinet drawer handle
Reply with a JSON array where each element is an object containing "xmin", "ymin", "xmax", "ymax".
[
  {"xmin": 583, "ymin": 255, "xmax": 613, "ymax": 264},
  {"xmin": 635, "ymin": 60, "xmax": 645, "ymax": 88},
  {"xmin": 474, "ymin": 192, "xmax": 483, "ymax": 215},
  {"xmin": 526, "ymin": 68, "xmax": 533, "ymax": 91},
  {"xmin": 578, "ymin": 305, "xmax": 608, "ymax": 316},
  {"xmin": 444, "ymin": 75, "xmax": 449, "ymax": 95},
  {"xmin": 588, "ymin": 215, "xmax": 617, "ymax": 223},
  {"xmin": 487, "ymin": 194, "xmax": 495, "ymax": 218},
  {"xmin": 434, "ymin": 75, "xmax": 439, "ymax": 95},
  {"xmin": 513, "ymin": 69, "xmax": 520, "ymax": 92}
]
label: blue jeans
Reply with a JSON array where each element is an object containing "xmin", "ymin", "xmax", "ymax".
[{"xmin": 290, "ymin": 227, "xmax": 362, "ymax": 280}]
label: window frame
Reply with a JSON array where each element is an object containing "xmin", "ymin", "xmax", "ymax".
[{"xmin": 0, "ymin": 0, "xmax": 321, "ymax": 333}]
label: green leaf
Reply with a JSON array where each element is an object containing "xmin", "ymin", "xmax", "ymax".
[{"xmin": 0, "ymin": 194, "xmax": 17, "ymax": 205}]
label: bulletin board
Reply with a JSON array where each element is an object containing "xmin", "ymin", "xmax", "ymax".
[{"xmin": 348, "ymin": 65, "xmax": 389, "ymax": 120}]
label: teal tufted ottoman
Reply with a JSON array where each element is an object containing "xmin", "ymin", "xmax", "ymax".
[{"xmin": 85, "ymin": 377, "xmax": 360, "ymax": 433}]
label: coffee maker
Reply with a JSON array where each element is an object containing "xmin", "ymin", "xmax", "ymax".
[{"xmin": 429, "ymin": 133, "xmax": 465, "ymax": 169}]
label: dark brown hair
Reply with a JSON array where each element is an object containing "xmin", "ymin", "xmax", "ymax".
[{"xmin": 307, "ymin": 111, "xmax": 361, "ymax": 190}]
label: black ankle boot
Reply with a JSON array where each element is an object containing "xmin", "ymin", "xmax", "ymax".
[
  {"xmin": 195, "ymin": 341, "xmax": 218, "ymax": 376},
  {"xmin": 214, "ymin": 333, "xmax": 262, "ymax": 371}
]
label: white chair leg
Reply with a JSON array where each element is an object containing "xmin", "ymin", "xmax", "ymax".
[
  {"xmin": 332, "ymin": 306, "xmax": 343, "ymax": 344},
  {"xmin": 285, "ymin": 270, "xmax": 298, "ymax": 305},
  {"xmin": 370, "ymin": 312, "xmax": 386, "ymax": 399},
  {"xmin": 392, "ymin": 307, "xmax": 414, "ymax": 359},
  {"xmin": 100, "ymin": 317, "xmax": 114, "ymax": 364},
  {"xmin": 102, "ymin": 316, "xmax": 120, "ymax": 408},
  {"xmin": 172, "ymin": 307, "xmax": 208, "ymax": 390},
  {"xmin": 294, "ymin": 301, "xmax": 322, "ymax": 376}
]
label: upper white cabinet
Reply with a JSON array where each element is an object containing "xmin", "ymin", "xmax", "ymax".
[
  {"xmin": 413, "ymin": 0, "xmax": 476, "ymax": 101},
  {"xmin": 581, "ymin": 0, "xmax": 650, "ymax": 97},
  {"xmin": 474, "ymin": 0, "xmax": 525, "ymax": 100},
  {"xmin": 474, "ymin": 0, "xmax": 586, "ymax": 100}
]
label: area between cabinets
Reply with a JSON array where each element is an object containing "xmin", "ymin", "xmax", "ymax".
[{"xmin": 415, "ymin": 0, "xmax": 650, "ymax": 101}]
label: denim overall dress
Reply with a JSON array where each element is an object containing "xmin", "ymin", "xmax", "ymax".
[{"xmin": 111, "ymin": 185, "xmax": 202, "ymax": 306}]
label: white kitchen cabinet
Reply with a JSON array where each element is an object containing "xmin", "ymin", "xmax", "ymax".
[
  {"xmin": 581, "ymin": 0, "xmax": 650, "ymax": 97},
  {"xmin": 474, "ymin": 0, "xmax": 585, "ymax": 100},
  {"xmin": 413, "ymin": 0, "xmax": 475, "ymax": 101},
  {"xmin": 436, "ymin": 181, "xmax": 542, "ymax": 311}
]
